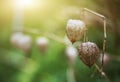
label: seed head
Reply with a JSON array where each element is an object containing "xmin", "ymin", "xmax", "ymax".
[
  {"xmin": 36, "ymin": 37, "xmax": 49, "ymax": 53},
  {"xmin": 66, "ymin": 46, "xmax": 78, "ymax": 63},
  {"xmin": 66, "ymin": 19, "xmax": 86, "ymax": 43},
  {"xmin": 18, "ymin": 35, "xmax": 32, "ymax": 52},
  {"xmin": 11, "ymin": 32, "xmax": 23, "ymax": 48},
  {"xmin": 78, "ymin": 42, "xmax": 100, "ymax": 67}
]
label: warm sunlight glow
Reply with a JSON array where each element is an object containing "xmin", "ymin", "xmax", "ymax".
[{"xmin": 14, "ymin": 0, "xmax": 36, "ymax": 9}]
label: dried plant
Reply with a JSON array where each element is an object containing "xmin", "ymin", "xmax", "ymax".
[{"xmin": 66, "ymin": 8, "xmax": 110, "ymax": 82}]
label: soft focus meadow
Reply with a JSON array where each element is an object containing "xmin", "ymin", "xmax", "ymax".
[{"xmin": 0, "ymin": 0, "xmax": 120, "ymax": 82}]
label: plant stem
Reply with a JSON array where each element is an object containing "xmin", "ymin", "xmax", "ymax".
[
  {"xmin": 94, "ymin": 63, "xmax": 110, "ymax": 82},
  {"xmin": 83, "ymin": 8, "xmax": 107, "ymax": 69},
  {"xmin": 67, "ymin": 62, "xmax": 76, "ymax": 82}
]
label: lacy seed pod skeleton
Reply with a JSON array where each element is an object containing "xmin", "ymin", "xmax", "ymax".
[
  {"xmin": 66, "ymin": 19, "xmax": 86, "ymax": 44},
  {"xmin": 78, "ymin": 42, "xmax": 100, "ymax": 67}
]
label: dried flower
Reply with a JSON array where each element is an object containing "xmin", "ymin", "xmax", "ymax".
[
  {"xmin": 36, "ymin": 37, "xmax": 49, "ymax": 53},
  {"xmin": 66, "ymin": 19, "xmax": 86, "ymax": 43},
  {"xmin": 18, "ymin": 35, "xmax": 32, "ymax": 52},
  {"xmin": 78, "ymin": 42, "xmax": 100, "ymax": 67},
  {"xmin": 11, "ymin": 32, "xmax": 23, "ymax": 48},
  {"xmin": 66, "ymin": 46, "xmax": 78, "ymax": 64}
]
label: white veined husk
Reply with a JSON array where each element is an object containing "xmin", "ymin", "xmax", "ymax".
[
  {"xmin": 18, "ymin": 35, "xmax": 32, "ymax": 52},
  {"xmin": 65, "ymin": 46, "xmax": 78, "ymax": 63},
  {"xmin": 66, "ymin": 19, "xmax": 86, "ymax": 43},
  {"xmin": 36, "ymin": 37, "xmax": 49, "ymax": 53},
  {"xmin": 10, "ymin": 32, "xmax": 23, "ymax": 47}
]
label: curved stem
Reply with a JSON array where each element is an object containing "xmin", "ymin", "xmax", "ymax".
[
  {"xmin": 83, "ymin": 8, "xmax": 107, "ymax": 69},
  {"xmin": 101, "ymin": 19, "xmax": 107, "ymax": 69}
]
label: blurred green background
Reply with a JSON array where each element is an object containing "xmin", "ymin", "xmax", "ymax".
[{"xmin": 0, "ymin": 0, "xmax": 120, "ymax": 82}]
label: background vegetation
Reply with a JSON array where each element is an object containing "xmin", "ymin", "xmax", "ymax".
[{"xmin": 0, "ymin": 0, "xmax": 120, "ymax": 82}]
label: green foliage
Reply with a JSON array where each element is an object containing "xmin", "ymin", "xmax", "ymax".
[{"xmin": 0, "ymin": 0, "xmax": 120, "ymax": 82}]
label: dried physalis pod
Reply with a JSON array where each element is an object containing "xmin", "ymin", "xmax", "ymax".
[
  {"xmin": 66, "ymin": 19, "xmax": 86, "ymax": 44},
  {"xmin": 10, "ymin": 32, "xmax": 23, "ymax": 48},
  {"xmin": 18, "ymin": 35, "xmax": 32, "ymax": 52},
  {"xmin": 36, "ymin": 37, "xmax": 49, "ymax": 54},
  {"xmin": 65, "ymin": 46, "xmax": 78, "ymax": 64},
  {"xmin": 78, "ymin": 42, "xmax": 100, "ymax": 67}
]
